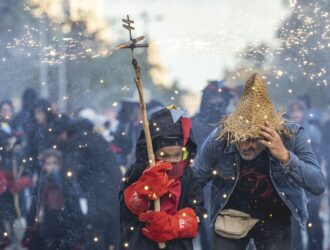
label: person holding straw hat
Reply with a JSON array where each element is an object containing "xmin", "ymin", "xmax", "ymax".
[{"xmin": 193, "ymin": 72, "xmax": 326, "ymax": 250}]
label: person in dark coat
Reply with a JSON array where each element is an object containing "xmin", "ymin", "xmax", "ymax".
[
  {"xmin": 0, "ymin": 100, "xmax": 16, "ymax": 171},
  {"xmin": 12, "ymin": 88, "xmax": 37, "ymax": 139},
  {"xmin": 192, "ymin": 80, "xmax": 234, "ymax": 146},
  {"xmin": 287, "ymin": 98, "xmax": 324, "ymax": 250},
  {"xmin": 28, "ymin": 99, "xmax": 56, "ymax": 174},
  {"xmin": 11, "ymin": 89, "xmax": 38, "ymax": 166},
  {"xmin": 23, "ymin": 149, "xmax": 83, "ymax": 250},
  {"xmin": 65, "ymin": 118, "xmax": 121, "ymax": 250},
  {"xmin": 119, "ymin": 107, "xmax": 205, "ymax": 250},
  {"xmin": 111, "ymin": 100, "xmax": 142, "ymax": 169},
  {"xmin": 0, "ymin": 100, "xmax": 31, "ymax": 249},
  {"xmin": 191, "ymin": 80, "xmax": 234, "ymax": 250}
]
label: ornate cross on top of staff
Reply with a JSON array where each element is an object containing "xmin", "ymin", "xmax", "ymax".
[
  {"xmin": 118, "ymin": 15, "xmax": 166, "ymax": 249},
  {"xmin": 119, "ymin": 15, "xmax": 149, "ymax": 54}
]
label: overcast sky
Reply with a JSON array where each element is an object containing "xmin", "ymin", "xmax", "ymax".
[{"xmin": 103, "ymin": 0, "xmax": 291, "ymax": 93}]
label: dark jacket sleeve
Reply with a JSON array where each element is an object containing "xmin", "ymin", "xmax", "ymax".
[
  {"xmin": 181, "ymin": 167, "xmax": 206, "ymax": 223},
  {"xmin": 283, "ymin": 126, "xmax": 326, "ymax": 196},
  {"xmin": 193, "ymin": 128, "xmax": 220, "ymax": 188}
]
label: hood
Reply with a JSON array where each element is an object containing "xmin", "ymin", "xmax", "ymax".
[
  {"xmin": 135, "ymin": 107, "xmax": 197, "ymax": 164},
  {"xmin": 22, "ymin": 88, "xmax": 38, "ymax": 111}
]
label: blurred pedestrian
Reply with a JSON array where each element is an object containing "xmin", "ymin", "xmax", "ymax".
[
  {"xmin": 288, "ymin": 98, "xmax": 324, "ymax": 250},
  {"xmin": 23, "ymin": 149, "xmax": 83, "ymax": 250},
  {"xmin": 192, "ymin": 80, "xmax": 234, "ymax": 250}
]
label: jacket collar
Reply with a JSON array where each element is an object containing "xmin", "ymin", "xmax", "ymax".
[{"xmin": 224, "ymin": 140, "xmax": 237, "ymax": 154}]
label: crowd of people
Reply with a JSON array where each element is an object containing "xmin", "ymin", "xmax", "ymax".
[
  {"xmin": 0, "ymin": 89, "xmax": 121, "ymax": 250},
  {"xmin": 0, "ymin": 73, "xmax": 330, "ymax": 250}
]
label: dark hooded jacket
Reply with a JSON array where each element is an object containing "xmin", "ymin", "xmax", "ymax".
[
  {"xmin": 24, "ymin": 171, "xmax": 83, "ymax": 250},
  {"xmin": 12, "ymin": 88, "xmax": 37, "ymax": 136},
  {"xmin": 192, "ymin": 81, "xmax": 233, "ymax": 146},
  {"xmin": 28, "ymin": 99, "xmax": 56, "ymax": 173},
  {"xmin": 66, "ymin": 118, "xmax": 122, "ymax": 249},
  {"xmin": 119, "ymin": 108, "xmax": 205, "ymax": 250},
  {"xmin": 110, "ymin": 101, "xmax": 142, "ymax": 167}
]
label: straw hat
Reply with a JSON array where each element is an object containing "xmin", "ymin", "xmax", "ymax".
[{"xmin": 219, "ymin": 72, "xmax": 290, "ymax": 143}]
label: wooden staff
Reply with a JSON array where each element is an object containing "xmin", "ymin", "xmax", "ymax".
[
  {"xmin": 119, "ymin": 15, "xmax": 166, "ymax": 249},
  {"xmin": 12, "ymin": 159, "xmax": 22, "ymax": 219}
]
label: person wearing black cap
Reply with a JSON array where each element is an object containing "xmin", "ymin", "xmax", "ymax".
[
  {"xmin": 119, "ymin": 106, "xmax": 205, "ymax": 250},
  {"xmin": 192, "ymin": 80, "xmax": 234, "ymax": 250},
  {"xmin": 51, "ymin": 117, "xmax": 121, "ymax": 250},
  {"xmin": 192, "ymin": 80, "xmax": 234, "ymax": 146}
]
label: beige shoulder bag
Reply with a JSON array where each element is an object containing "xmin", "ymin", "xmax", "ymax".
[{"xmin": 214, "ymin": 209, "xmax": 259, "ymax": 239}]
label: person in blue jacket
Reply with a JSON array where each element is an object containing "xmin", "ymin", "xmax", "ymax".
[{"xmin": 193, "ymin": 72, "xmax": 326, "ymax": 250}]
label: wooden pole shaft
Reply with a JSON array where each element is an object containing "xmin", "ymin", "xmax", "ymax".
[{"xmin": 133, "ymin": 59, "xmax": 166, "ymax": 249}]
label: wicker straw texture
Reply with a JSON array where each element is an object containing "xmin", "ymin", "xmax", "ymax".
[{"xmin": 219, "ymin": 72, "xmax": 289, "ymax": 143}]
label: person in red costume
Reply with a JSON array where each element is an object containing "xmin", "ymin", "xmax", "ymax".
[
  {"xmin": 119, "ymin": 107, "xmax": 205, "ymax": 250},
  {"xmin": 0, "ymin": 169, "xmax": 30, "ymax": 248}
]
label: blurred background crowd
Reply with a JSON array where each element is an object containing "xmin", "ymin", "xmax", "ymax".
[{"xmin": 1, "ymin": 0, "xmax": 330, "ymax": 249}]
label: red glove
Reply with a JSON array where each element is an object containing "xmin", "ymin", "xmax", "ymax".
[
  {"xmin": 0, "ymin": 171, "xmax": 8, "ymax": 194},
  {"xmin": 124, "ymin": 183, "xmax": 149, "ymax": 215},
  {"xmin": 124, "ymin": 162, "xmax": 172, "ymax": 215},
  {"xmin": 4, "ymin": 172, "xmax": 30, "ymax": 194},
  {"xmin": 136, "ymin": 161, "xmax": 173, "ymax": 199},
  {"xmin": 138, "ymin": 208, "xmax": 198, "ymax": 243}
]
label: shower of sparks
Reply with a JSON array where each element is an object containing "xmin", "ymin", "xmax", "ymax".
[
  {"xmin": 4, "ymin": 6, "xmax": 118, "ymax": 66},
  {"xmin": 269, "ymin": 2, "xmax": 330, "ymax": 88},
  {"xmin": 2, "ymin": 1, "xmax": 330, "ymax": 102}
]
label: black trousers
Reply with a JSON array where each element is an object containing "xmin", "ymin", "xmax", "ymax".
[{"xmin": 213, "ymin": 218, "xmax": 291, "ymax": 250}]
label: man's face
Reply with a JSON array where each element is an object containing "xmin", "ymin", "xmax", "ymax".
[
  {"xmin": 58, "ymin": 131, "xmax": 68, "ymax": 142},
  {"xmin": 35, "ymin": 109, "xmax": 47, "ymax": 125},
  {"xmin": 236, "ymin": 139, "xmax": 265, "ymax": 161},
  {"xmin": 43, "ymin": 156, "xmax": 60, "ymax": 174},
  {"xmin": 290, "ymin": 104, "xmax": 304, "ymax": 123},
  {"xmin": 1, "ymin": 104, "xmax": 13, "ymax": 121},
  {"xmin": 155, "ymin": 146, "xmax": 183, "ymax": 163}
]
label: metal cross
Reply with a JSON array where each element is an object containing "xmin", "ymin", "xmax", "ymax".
[{"xmin": 118, "ymin": 15, "xmax": 149, "ymax": 59}]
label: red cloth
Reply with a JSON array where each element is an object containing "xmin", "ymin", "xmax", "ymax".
[
  {"xmin": 160, "ymin": 160, "xmax": 188, "ymax": 215},
  {"xmin": 139, "ymin": 207, "xmax": 198, "ymax": 243},
  {"xmin": 180, "ymin": 118, "xmax": 191, "ymax": 146},
  {"xmin": 41, "ymin": 181, "xmax": 65, "ymax": 210},
  {"xmin": 3, "ymin": 171, "xmax": 30, "ymax": 194}
]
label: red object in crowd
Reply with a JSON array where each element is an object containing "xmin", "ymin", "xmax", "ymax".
[
  {"xmin": 3, "ymin": 171, "xmax": 30, "ymax": 194},
  {"xmin": 139, "ymin": 208, "xmax": 198, "ymax": 243},
  {"xmin": 110, "ymin": 144, "xmax": 124, "ymax": 154}
]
